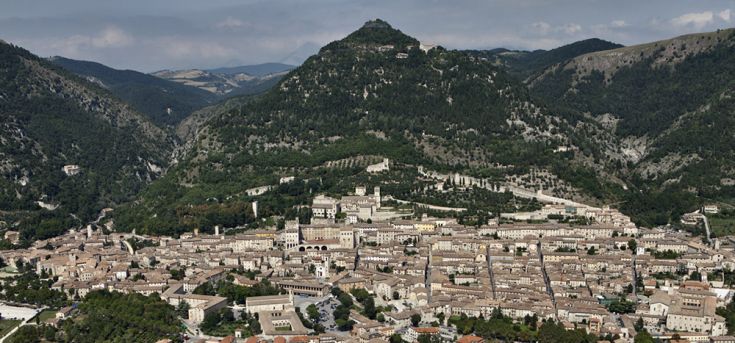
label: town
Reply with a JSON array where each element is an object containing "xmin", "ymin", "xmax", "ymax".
[{"xmin": 0, "ymin": 184, "xmax": 733, "ymax": 343}]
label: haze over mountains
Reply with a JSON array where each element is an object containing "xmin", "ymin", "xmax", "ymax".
[
  {"xmin": 50, "ymin": 57, "xmax": 294, "ymax": 127},
  {"xmin": 1, "ymin": 19, "xmax": 734, "ymax": 241}
]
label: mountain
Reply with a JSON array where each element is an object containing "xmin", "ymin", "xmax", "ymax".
[
  {"xmin": 207, "ymin": 63, "xmax": 295, "ymax": 77},
  {"xmin": 49, "ymin": 57, "xmax": 217, "ymax": 126},
  {"xmin": 529, "ymin": 28, "xmax": 735, "ymax": 225},
  {"xmin": 0, "ymin": 42, "xmax": 173, "ymax": 241},
  {"xmin": 152, "ymin": 63, "xmax": 294, "ymax": 97},
  {"xmin": 7, "ymin": 19, "xmax": 730, "ymax": 239},
  {"xmin": 115, "ymin": 19, "xmax": 601, "ymax": 235},
  {"xmin": 469, "ymin": 38, "xmax": 623, "ymax": 79}
]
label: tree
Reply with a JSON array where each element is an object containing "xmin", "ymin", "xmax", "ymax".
[
  {"xmin": 690, "ymin": 270, "xmax": 702, "ymax": 281},
  {"xmin": 411, "ymin": 313, "xmax": 422, "ymax": 327},
  {"xmin": 193, "ymin": 282, "xmax": 216, "ymax": 296},
  {"xmin": 634, "ymin": 317, "xmax": 644, "ymax": 331},
  {"xmin": 436, "ymin": 312, "xmax": 445, "ymax": 325},
  {"xmin": 587, "ymin": 246, "xmax": 597, "ymax": 255},
  {"xmin": 363, "ymin": 296, "xmax": 377, "ymax": 319},
  {"xmin": 200, "ymin": 311, "xmax": 222, "ymax": 333},
  {"xmin": 307, "ymin": 304, "xmax": 320, "ymax": 323},
  {"xmin": 177, "ymin": 301, "xmax": 190, "ymax": 319},
  {"xmin": 607, "ymin": 299, "xmax": 635, "ymax": 314},
  {"xmin": 417, "ymin": 334, "xmax": 441, "ymax": 343},
  {"xmin": 389, "ymin": 333, "xmax": 405, "ymax": 343},
  {"xmin": 628, "ymin": 239, "xmax": 638, "ymax": 252},
  {"xmin": 634, "ymin": 330, "xmax": 655, "ymax": 343},
  {"xmin": 392, "ymin": 291, "xmax": 400, "ymax": 300}
]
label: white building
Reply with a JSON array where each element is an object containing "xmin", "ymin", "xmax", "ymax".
[
  {"xmin": 245, "ymin": 293, "xmax": 294, "ymax": 314},
  {"xmin": 62, "ymin": 165, "xmax": 81, "ymax": 176}
]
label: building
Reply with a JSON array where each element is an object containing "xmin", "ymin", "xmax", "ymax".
[
  {"xmin": 161, "ymin": 284, "xmax": 228, "ymax": 324},
  {"xmin": 366, "ymin": 159, "xmax": 390, "ymax": 173},
  {"xmin": 245, "ymin": 294, "xmax": 294, "ymax": 314},
  {"xmin": 704, "ymin": 205, "xmax": 720, "ymax": 214},
  {"xmin": 62, "ymin": 165, "xmax": 81, "ymax": 176},
  {"xmin": 312, "ymin": 195, "xmax": 339, "ymax": 219},
  {"xmin": 403, "ymin": 327, "xmax": 440, "ymax": 342}
]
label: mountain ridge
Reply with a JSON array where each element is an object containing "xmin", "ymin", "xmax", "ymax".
[
  {"xmin": 50, "ymin": 56, "xmax": 217, "ymax": 126},
  {"xmin": 113, "ymin": 19, "xmax": 612, "ymax": 235},
  {"xmin": 0, "ymin": 41, "xmax": 173, "ymax": 241}
]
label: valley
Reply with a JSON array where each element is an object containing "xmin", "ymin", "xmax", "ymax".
[{"xmin": 1, "ymin": 15, "xmax": 735, "ymax": 343}]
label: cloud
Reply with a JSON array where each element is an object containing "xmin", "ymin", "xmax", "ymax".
[
  {"xmin": 562, "ymin": 23, "xmax": 582, "ymax": 34},
  {"xmin": 215, "ymin": 17, "xmax": 246, "ymax": 30},
  {"xmin": 51, "ymin": 26, "xmax": 133, "ymax": 56},
  {"xmin": 531, "ymin": 21, "xmax": 581, "ymax": 35},
  {"xmin": 718, "ymin": 9, "xmax": 731, "ymax": 22},
  {"xmin": 91, "ymin": 26, "xmax": 134, "ymax": 48},
  {"xmin": 531, "ymin": 21, "xmax": 552, "ymax": 35},
  {"xmin": 610, "ymin": 20, "xmax": 628, "ymax": 28},
  {"xmin": 670, "ymin": 11, "xmax": 714, "ymax": 29}
]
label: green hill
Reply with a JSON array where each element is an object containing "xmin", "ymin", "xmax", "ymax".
[
  {"xmin": 50, "ymin": 56, "xmax": 217, "ymax": 126},
  {"xmin": 530, "ymin": 29, "xmax": 735, "ymax": 225},
  {"xmin": 0, "ymin": 42, "xmax": 173, "ymax": 241},
  {"xmin": 469, "ymin": 38, "xmax": 623, "ymax": 79},
  {"xmin": 114, "ymin": 20, "xmax": 604, "ymax": 235}
]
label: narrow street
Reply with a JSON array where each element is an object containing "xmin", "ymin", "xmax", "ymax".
[
  {"xmin": 425, "ymin": 249, "xmax": 432, "ymax": 304},
  {"xmin": 631, "ymin": 254, "xmax": 638, "ymax": 297},
  {"xmin": 537, "ymin": 242, "xmax": 557, "ymax": 320},
  {"xmin": 486, "ymin": 246, "xmax": 496, "ymax": 299}
]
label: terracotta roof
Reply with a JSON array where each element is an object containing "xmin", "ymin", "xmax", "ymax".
[{"xmin": 457, "ymin": 335, "xmax": 485, "ymax": 343}]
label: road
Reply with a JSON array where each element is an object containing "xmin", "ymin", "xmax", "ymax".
[
  {"xmin": 702, "ymin": 213, "xmax": 712, "ymax": 245},
  {"xmin": 181, "ymin": 319, "xmax": 228, "ymax": 342},
  {"xmin": 631, "ymin": 254, "xmax": 638, "ymax": 297},
  {"xmin": 486, "ymin": 246, "xmax": 496, "ymax": 299},
  {"xmin": 537, "ymin": 242, "xmax": 557, "ymax": 320},
  {"xmin": 425, "ymin": 249, "xmax": 432, "ymax": 304}
]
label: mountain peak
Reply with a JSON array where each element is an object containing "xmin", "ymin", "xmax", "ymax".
[
  {"xmin": 361, "ymin": 18, "xmax": 392, "ymax": 29},
  {"xmin": 341, "ymin": 18, "xmax": 419, "ymax": 46}
]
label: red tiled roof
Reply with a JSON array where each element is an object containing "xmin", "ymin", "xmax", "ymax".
[{"xmin": 457, "ymin": 335, "xmax": 484, "ymax": 343}]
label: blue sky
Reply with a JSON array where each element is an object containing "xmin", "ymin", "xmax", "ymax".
[{"xmin": 0, "ymin": 0, "xmax": 733, "ymax": 72}]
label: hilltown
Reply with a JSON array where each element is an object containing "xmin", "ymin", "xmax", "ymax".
[{"xmin": 1, "ymin": 187, "xmax": 734, "ymax": 343}]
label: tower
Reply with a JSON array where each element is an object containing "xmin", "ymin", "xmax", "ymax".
[{"xmin": 374, "ymin": 186, "xmax": 381, "ymax": 209}]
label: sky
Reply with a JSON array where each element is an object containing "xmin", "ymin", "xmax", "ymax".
[{"xmin": 0, "ymin": 0, "xmax": 733, "ymax": 72}]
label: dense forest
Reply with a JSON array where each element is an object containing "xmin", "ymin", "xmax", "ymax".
[
  {"xmin": 0, "ymin": 42, "xmax": 171, "ymax": 241},
  {"xmin": 50, "ymin": 57, "xmax": 217, "ymax": 126},
  {"xmin": 55, "ymin": 291, "xmax": 181, "ymax": 342}
]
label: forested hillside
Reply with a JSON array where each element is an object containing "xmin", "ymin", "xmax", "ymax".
[
  {"xmin": 468, "ymin": 38, "xmax": 623, "ymax": 79},
  {"xmin": 0, "ymin": 42, "xmax": 173, "ymax": 242},
  {"xmin": 51, "ymin": 57, "xmax": 217, "ymax": 126},
  {"xmin": 3, "ymin": 20, "xmax": 734, "ymax": 240},
  {"xmin": 114, "ymin": 19, "xmax": 611, "ymax": 235},
  {"xmin": 530, "ymin": 28, "xmax": 735, "ymax": 225}
]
